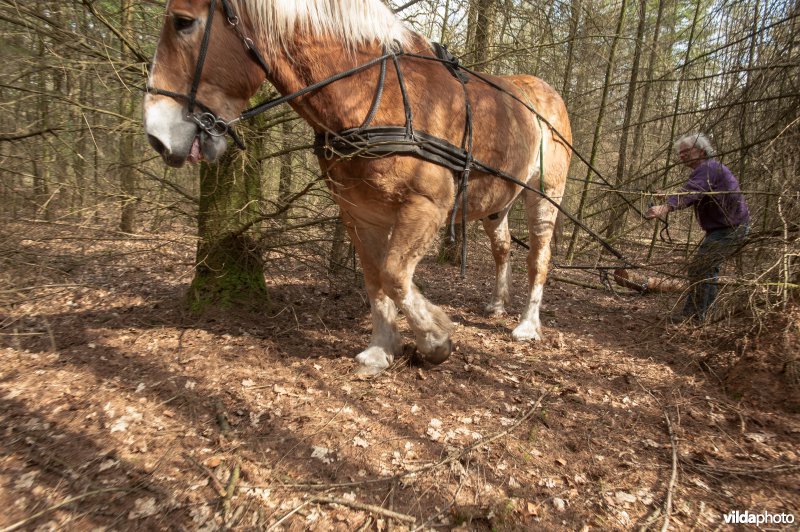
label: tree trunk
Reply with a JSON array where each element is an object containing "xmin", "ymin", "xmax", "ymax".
[
  {"xmin": 34, "ymin": 25, "xmax": 52, "ymax": 221},
  {"xmin": 647, "ymin": 0, "xmax": 702, "ymax": 259},
  {"xmin": 629, "ymin": 0, "xmax": 667, "ymax": 176},
  {"xmin": 566, "ymin": 0, "xmax": 627, "ymax": 261},
  {"xmin": 190, "ymin": 150, "xmax": 268, "ymax": 312},
  {"xmin": 118, "ymin": 0, "xmax": 137, "ymax": 232},
  {"xmin": 278, "ymin": 118, "xmax": 293, "ymax": 219},
  {"xmin": 437, "ymin": 224, "xmax": 463, "ymax": 266},
  {"xmin": 328, "ymin": 217, "xmax": 353, "ymax": 274},
  {"xmin": 604, "ymin": 0, "xmax": 647, "ymax": 241},
  {"xmin": 561, "ymin": 0, "xmax": 582, "ymax": 102},
  {"xmin": 472, "ymin": 0, "xmax": 496, "ymax": 67}
]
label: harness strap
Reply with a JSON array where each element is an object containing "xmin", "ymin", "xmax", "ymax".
[
  {"xmin": 188, "ymin": 0, "xmax": 218, "ymax": 113},
  {"xmin": 391, "ymin": 52, "xmax": 414, "ymax": 139},
  {"xmin": 359, "ymin": 54, "xmax": 388, "ymax": 130},
  {"xmin": 314, "ymin": 126, "xmax": 634, "ymax": 265},
  {"xmin": 536, "ymin": 115, "xmax": 546, "ymax": 194},
  {"xmin": 221, "ymin": 0, "xmax": 272, "ymax": 77},
  {"xmin": 452, "ymin": 52, "xmax": 474, "ymax": 277},
  {"xmin": 239, "ymin": 53, "xmax": 394, "ymax": 121}
]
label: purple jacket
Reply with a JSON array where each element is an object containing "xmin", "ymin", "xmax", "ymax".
[{"xmin": 667, "ymin": 160, "xmax": 750, "ymax": 232}]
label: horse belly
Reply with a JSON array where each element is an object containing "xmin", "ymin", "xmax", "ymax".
[{"xmin": 324, "ymin": 157, "xmax": 456, "ymax": 226}]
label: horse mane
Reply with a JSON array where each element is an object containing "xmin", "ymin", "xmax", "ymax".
[{"xmin": 235, "ymin": 0, "xmax": 413, "ymax": 50}]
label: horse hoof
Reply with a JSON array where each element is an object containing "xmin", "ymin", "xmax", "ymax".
[
  {"xmin": 512, "ymin": 322, "xmax": 542, "ymax": 342},
  {"xmin": 423, "ymin": 338, "xmax": 452, "ymax": 365},
  {"xmin": 484, "ymin": 303, "xmax": 507, "ymax": 317}
]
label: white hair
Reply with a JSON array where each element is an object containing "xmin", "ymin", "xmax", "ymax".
[
  {"xmin": 234, "ymin": 0, "xmax": 413, "ymax": 50},
  {"xmin": 673, "ymin": 132, "xmax": 716, "ymax": 157}
]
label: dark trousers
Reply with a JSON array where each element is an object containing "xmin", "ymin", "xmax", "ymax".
[{"xmin": 684, "ymin": 225, "xmax": 748, "ymax": 320}]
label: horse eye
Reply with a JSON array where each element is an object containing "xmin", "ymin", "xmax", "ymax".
[{"xmin": 173, "ymin": 16, "xmax": 196, "ymax": 33}]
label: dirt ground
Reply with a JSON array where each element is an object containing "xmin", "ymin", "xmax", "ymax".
[{"xmin": 1, "ymin": 221, "xmax": 798, "ymax": 531}]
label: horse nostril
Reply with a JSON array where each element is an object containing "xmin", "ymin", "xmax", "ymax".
[{"xmin": 147, "ymin": 134, "xmax": 167, "ymax": 156}]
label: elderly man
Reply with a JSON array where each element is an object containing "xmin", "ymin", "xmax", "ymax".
[{"xmin": 645, "ymin": 133, "xmax": 750, "ymax": 322}]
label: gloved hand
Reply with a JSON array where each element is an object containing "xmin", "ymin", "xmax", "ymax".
[{"xmin": 644, "ymin": 204, "xmax": 672, "ymax": 220}]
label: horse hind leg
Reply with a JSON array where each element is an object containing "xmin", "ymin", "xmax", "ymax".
[
  {"xmin": 512, "ymin": 189, "xmax": 560, "ymax": 341},
  {"xmin": 381, "ymin": 197, "xmax": 453, "ymax": 364},
  {"xmin": 341, "ymin": 213, "xmax": 403, "ymax": 375},
  {"xmin": 482, "ymin": 209, "xmax": 513, "ymax": 316}
]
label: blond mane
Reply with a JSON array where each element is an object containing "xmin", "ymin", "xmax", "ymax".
[{"xmin": 235, "ymin": 0, "xmax": 413, "ymax": 50}]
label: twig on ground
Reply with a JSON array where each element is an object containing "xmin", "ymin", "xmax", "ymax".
[
  {"xmin": 311, "ymin": 496, "xmax": 417, "ymax": 524},
  {"xmin": 550, "ymin": 274, "xmax": 607, "ymax": 291},
  {"xmin": 267, "ymin": 389, "xmax": 552, "ymax": 491},
  {"xmin": 634, "ymin": 381, "xmax": 680, "ymax": 532},
  {"xmin": 0, "ymin": 488, "xmax": 127, "ymax": 532},
  {"xmin": 412, "ymin": 474, "xmax": 466, "ymax": 531},
  {"xmin": 682, "ymin": 461, "xmax": 800, "ymax": 478},
  {"xmin": 265, "ymin": 500, "xmax": 311, "ymax": 531},
  {"xmin": 661, "ymin": 409, "xmax": 679, "ymax": 532},
  {"xmin": 638, "ymin": 507, "xmax": 662, "ymax": 532},
  {"xmin": 222, "ymin": 461, "xmax": 241, "ymax": 521},
  {"xmin": 183, "ymin": 453, "xmax": 225, "ymax": 497},
  {"xmin": 213, "ymin": 398, "xmax": 231, "ymax": 435}
]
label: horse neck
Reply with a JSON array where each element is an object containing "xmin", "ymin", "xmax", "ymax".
[{"xmin": 262, "ymin": 33, "xmax": 424, "ymax": 132}]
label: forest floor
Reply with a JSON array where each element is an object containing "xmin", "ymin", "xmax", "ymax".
[{"xmin": 1, "ymin": 220, "xmax": 798, "ymax": 531}]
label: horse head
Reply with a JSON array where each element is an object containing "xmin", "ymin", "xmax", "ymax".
[{"xmin": 144, "ymin": 0, "xmax": 265, "ymax": 167}]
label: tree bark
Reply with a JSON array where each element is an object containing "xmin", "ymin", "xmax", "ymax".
[
  {"xmin": 629, "ymin": 0, "xmax": 667, "ymax": 175},
  {"xmin": 647, "ymin": 0, "xmax": 702, "ymax": 259},
  {"xmin": 190, "ymin": 150, "xmax": 268, "ymax": 312},
  {"xmin": 472, "ymin": 0, "xmax": 496, "ymax": 67},
  {"xmin": 604, "ymin": 0, "xmax": 647, "ymax": 241},
  {"xmin": 118, "ymin": 0, "xmax": 137, "ymax": 232},
  {"xmin": 566, "ymin": 0, "xmax": 627, "ymax": 261}
]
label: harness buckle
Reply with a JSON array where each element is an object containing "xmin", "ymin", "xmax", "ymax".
[{"xmin": 190, "ymin": 112, "xmax": 229, "ymax": 137}]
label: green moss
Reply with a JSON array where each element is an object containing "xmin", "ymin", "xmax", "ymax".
[{"xmin": 188, "ymin": 234, "xmax": 268, "ymax": 313}]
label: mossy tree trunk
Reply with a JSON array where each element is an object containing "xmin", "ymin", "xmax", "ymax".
[
  {"xmin": 190, "ymin": 149, "xmax": 267, "ymax": 312},
  {"xmin": 437, "ymin": 224, "xmax": 463, "ymax": 266}
]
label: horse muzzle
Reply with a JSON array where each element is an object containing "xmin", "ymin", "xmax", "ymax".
[
  {"xmin": 147, "ymin": 131, "xmax": 227, "ymax": 167},
  {"xmin": 144, "ymin": 97, "xmax": 228, "ymax": 167}
]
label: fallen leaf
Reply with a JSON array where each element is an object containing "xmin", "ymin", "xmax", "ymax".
[
  {"xmin": 128, "ymin": 497, "xmax": 158, "ymax": 520},
  {"xmin": 311, "ymin": 446, "xmax": 334, "ymax": 464},
  {"xmin": 614, "ymin": 491, "xmax": 637, "ymax": 505},
  {"xmin": 14, "ymin": 471, "xmax": 38, "ymax": 490}
]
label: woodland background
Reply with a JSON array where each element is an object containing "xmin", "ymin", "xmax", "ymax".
[
  {"xmin": 0, "ymin": 0, "xmax": 799, "ymax": 529},
  {"xmin": 1, "ymin": 0, "xmax": 798, "ymax": 312}
]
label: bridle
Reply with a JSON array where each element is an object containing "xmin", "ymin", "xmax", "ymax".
[
  {"xmin": 145, "ymin": 0, "xmax": 401, "ymax": 150},
  {"xmin": 145, "ymin": 0, "xmax": 270, "ymax": 149}
]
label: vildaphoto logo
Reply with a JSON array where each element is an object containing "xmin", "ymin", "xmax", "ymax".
[{"xmin": 723, "ymin": 510, "xmax": 795, "ymax": 525}]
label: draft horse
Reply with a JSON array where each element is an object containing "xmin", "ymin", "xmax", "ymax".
[{"xmin": 144, "ymin": 0, "xmax": 572, "ymax": 375}]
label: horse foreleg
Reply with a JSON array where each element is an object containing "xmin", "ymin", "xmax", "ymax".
[
  {"xmin": 381, "ymin": 198, "xmax": 453, "ymax": 364},
  {"xmin": 342, "ymin": 214, "xmax": 403, "ymax": 375},
  {"xmin": 481, "ymin": 210, "xmax": 513, "ymax": 316},
  {"xmin": 512, "ymin": 191, "xmax": 559, "ymax": 341}
]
